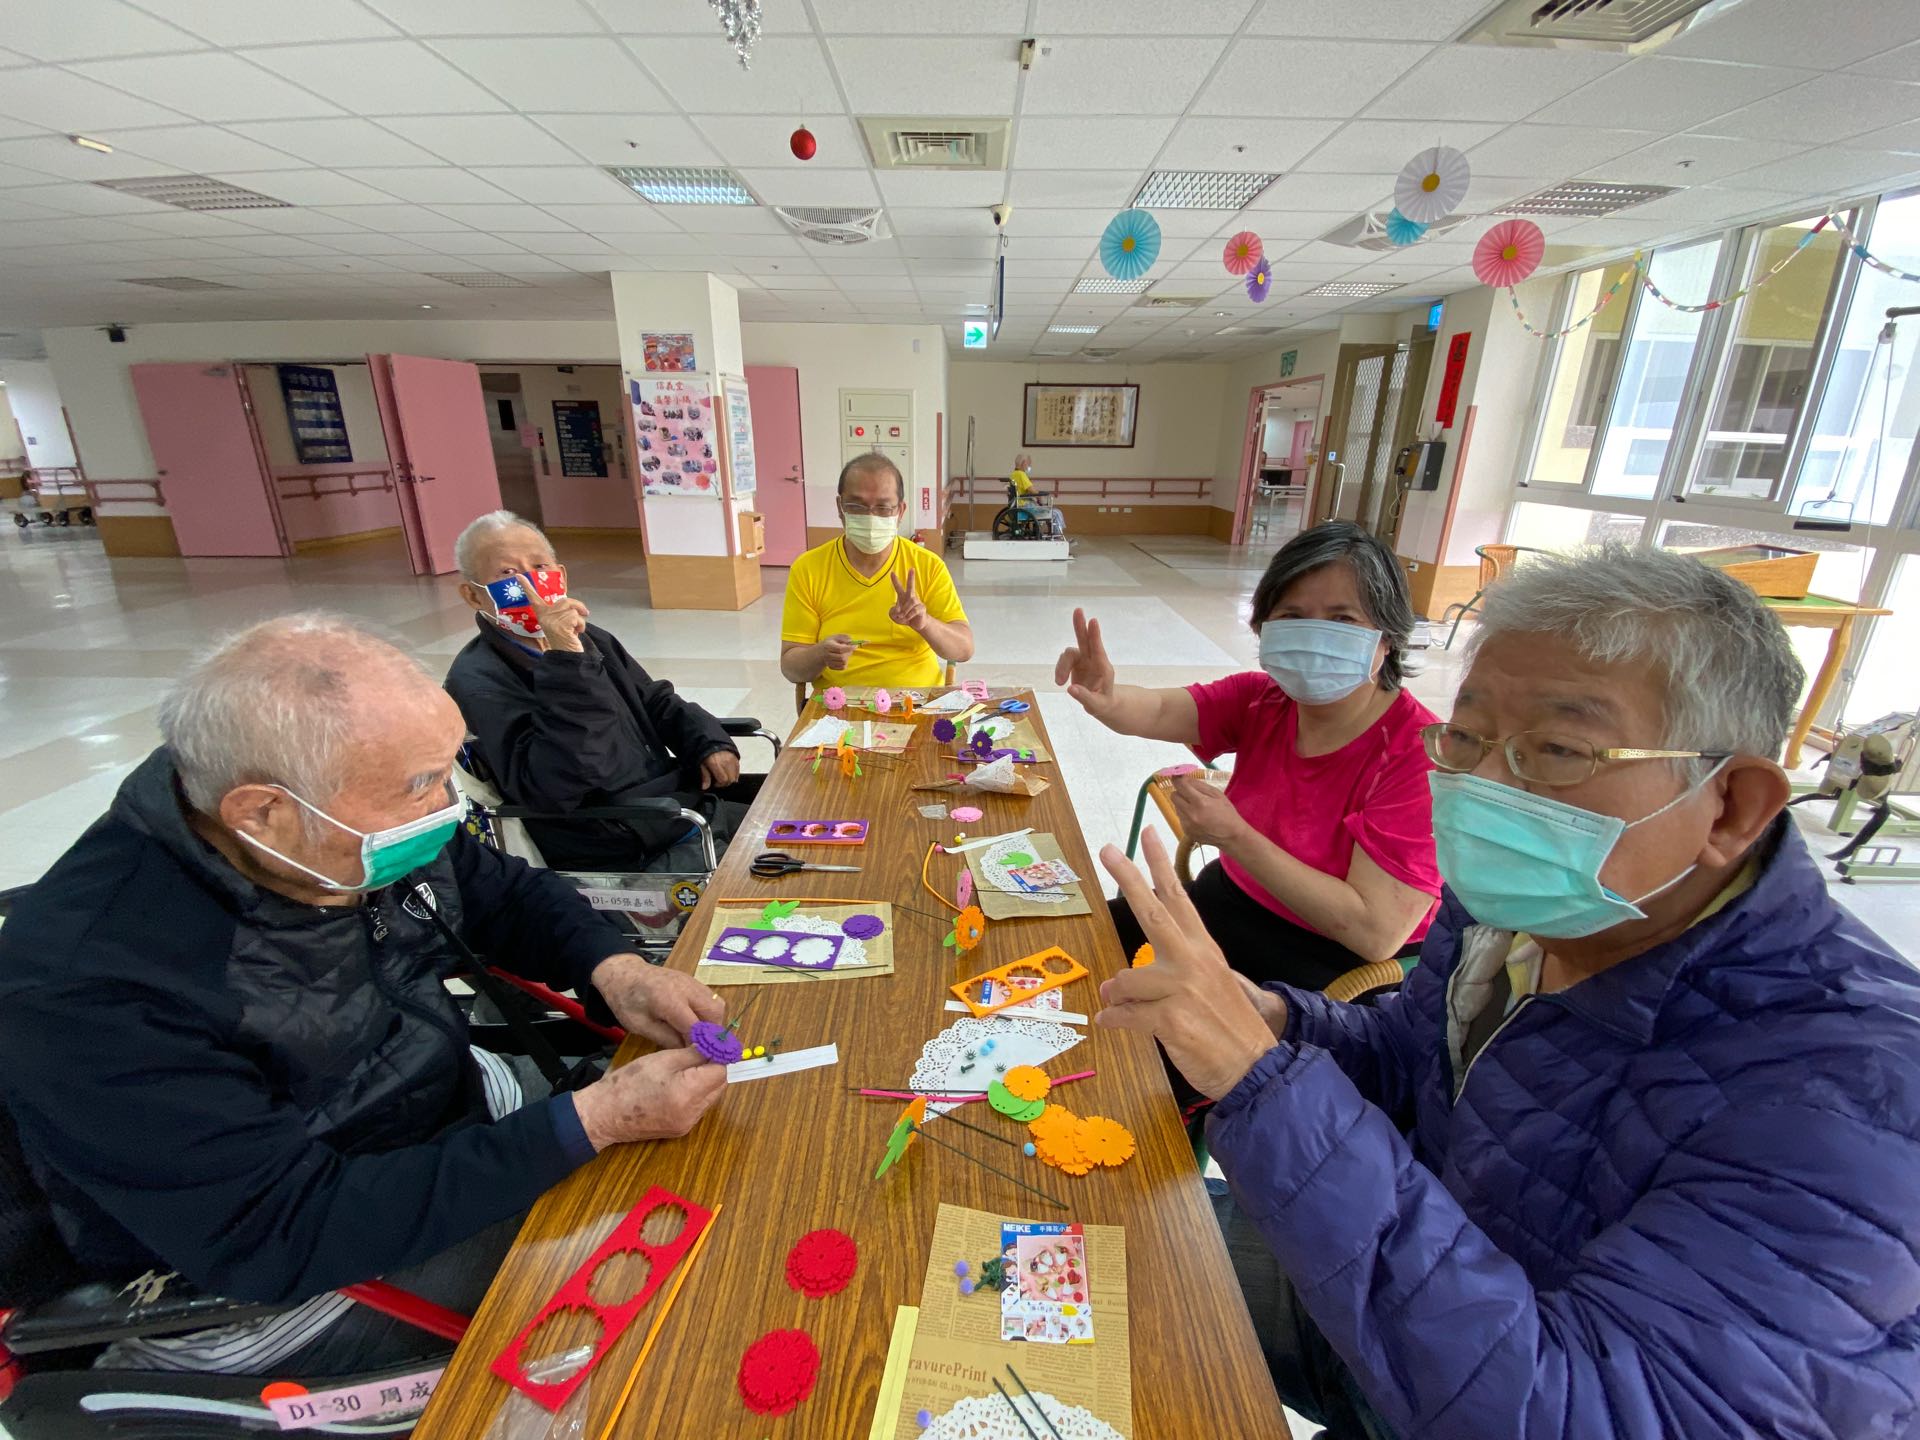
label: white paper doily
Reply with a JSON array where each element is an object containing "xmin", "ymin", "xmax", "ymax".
[
  {"xmin": 910, "ymin": 1015, "xmax": 1083, "ymax": 1114},
  {"xmin": 978, "ymin": 834, "xmax": 1071, "ymax": 905},
  {"xmin": 922, "ymin": 1390, "xmax": 1123, "ymax": 1440}
]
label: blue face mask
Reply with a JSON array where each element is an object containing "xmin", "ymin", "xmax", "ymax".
[
  {"xmin": 1428, "ymin": 759, "xmax": 1728, "ymax": 938},
  {"xmin": 1259, "ymin": 618, "xmax": 1381, "ymax": 705}
]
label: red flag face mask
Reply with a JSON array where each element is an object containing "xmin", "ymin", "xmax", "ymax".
[{"xmin": 482, "ymin": 566, "xmax": 566, "ymax": 638}]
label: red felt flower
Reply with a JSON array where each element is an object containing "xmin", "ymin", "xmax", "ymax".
[
  {"xmin": 785, "ymin": 1228, "xmax": 858, "ymax": 1299},
  {"xmin": 738, "ymin": 1329, "xmax": 820, "ymax": 1416}
]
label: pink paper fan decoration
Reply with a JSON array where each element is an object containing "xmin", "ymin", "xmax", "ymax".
[
  {"xmin": 1473, "ymin": 219, "xmax": 1545, "ymax": 288},
  {"xmin": 1246, "ymin": 265, "xmax": 1272, "ymax": 302},
  {"xmin": 1222, "ymin": 230, "xmax": 1264, "ymax": 276}
]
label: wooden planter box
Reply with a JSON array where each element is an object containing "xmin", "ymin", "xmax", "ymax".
[{"xmin": 1687, "ymin": 544, "xmax": 1818, "ymax": 600}]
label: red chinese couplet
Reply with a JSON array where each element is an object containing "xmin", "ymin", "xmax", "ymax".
[{"xmin": 1436, "ymin": 332, "xmax": 1472, "ymax": 429}]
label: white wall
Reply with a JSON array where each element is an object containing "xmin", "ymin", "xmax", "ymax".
[
  {"xmin": 742, "ymin": 321, "xmax": 948, "ymax": 531},
  {"xmin": 1212, "ymin": 330, "xmax": 1343, "ymax": 511},
  {"xmin": 0, "ymin": 360, "xmax": 77, "ymax": 470},
  {"xmin": 0, "ymin": 385, "xmax": 21, "ymax": 464},
  {"xmin": 946, "ymin": 360, "xmax": 1227, "ymax": 504}
]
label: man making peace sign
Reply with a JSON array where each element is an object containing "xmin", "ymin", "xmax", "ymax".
[{"xmin": 780, "ymin": 453, "xmax": 973, "ymax": 691}]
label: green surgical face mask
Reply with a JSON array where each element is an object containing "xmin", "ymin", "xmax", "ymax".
[
  {"xmin": 843, "ymin": 513, "xmax": 897, "ymax": 554},
  {"xmin": 237, "ymin": 782, "xmax": 464, "ymax": 893}
]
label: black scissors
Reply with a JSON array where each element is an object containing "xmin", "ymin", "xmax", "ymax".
[{"xmin": 750, "ymin": 850, "xmax": 863, "ymax": 878}]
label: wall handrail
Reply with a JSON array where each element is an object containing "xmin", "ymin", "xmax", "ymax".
[{"xmin": 273, "ymin": 465, "xmax": 395, "ymax": 502}]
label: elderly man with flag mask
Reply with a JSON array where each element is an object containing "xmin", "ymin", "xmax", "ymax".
[
  {"xmin": 1098, "ymin": 546, "xmax": 1920, "ymax": 1440},
  {"xmin": 446, "ymin": 509, "xmax": 757, "ymax": 872}
]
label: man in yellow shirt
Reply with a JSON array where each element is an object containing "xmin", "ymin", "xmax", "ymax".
[{"xmin": 780, "ymin": 453, "xmax": 973, "ymax": 691}]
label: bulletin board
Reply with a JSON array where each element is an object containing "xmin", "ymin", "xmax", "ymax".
[
  {"xmin": 276, "ymin": 364, "xmax": 352, "ymax": 464},
  {"xmin": 721, "ymin": 375, "xmax": 756, "ymax": 496},
  {"xmin": 630, "ymin": 374, "xmax": 719, "ymax": 496},
  {"xmin": 1022, "ymin": 383, "xmax": 1138, "ymax": 448},
  {"xmin": 550, "ymin": 399, "xmax": 606, "ymax": 477}
]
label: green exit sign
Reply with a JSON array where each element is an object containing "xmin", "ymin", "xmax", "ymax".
[{"xmin": 962, "ymin": 321, "xmax": 989, "ymax": 349}]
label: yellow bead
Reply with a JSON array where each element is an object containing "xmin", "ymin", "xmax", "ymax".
[{"xmin": 751, "ymin": 1045, "xmax": 766, "ymax": 1058}]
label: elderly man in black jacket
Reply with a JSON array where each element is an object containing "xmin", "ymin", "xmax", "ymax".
[
  {"xmin": 445, "ymin": 510, "xmax": 757, "ymax": 872},
  {"xmin": 0, "ymin": 615, "xmax": 729, "ymax": 1374}
]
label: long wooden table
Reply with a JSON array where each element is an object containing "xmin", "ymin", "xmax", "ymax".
[
  {"xmin": 1764, "ymin": 593, "xmax": 1894, "ymax": 769},
  {"xmin": 413, "ymin": 692, "xmax": 1287, "ymax": 1437}
]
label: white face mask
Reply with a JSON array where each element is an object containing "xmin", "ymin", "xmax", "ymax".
[{"xmin": 843, "ymin": 513, "xmax": 897, "ymax": 554}]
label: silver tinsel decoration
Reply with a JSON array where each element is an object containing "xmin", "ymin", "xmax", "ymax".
[{"xmin": 708, "ymin": 0, "xmax": 762, "ymax": 70}]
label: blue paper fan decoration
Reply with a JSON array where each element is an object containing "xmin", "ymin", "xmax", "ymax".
[
  {"xmin": 1384, "ymin": 208, "xmax": 1428, "ymax": 247},
  {"xmin": 1100, "ymin": 208, "xmax": 1162, "ymax": 280}
]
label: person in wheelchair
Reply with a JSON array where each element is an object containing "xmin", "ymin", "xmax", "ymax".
[
  {"xmin": 1057, "ymin": 521, "xmax": 1441, "ymax": 992},
  {"xmin": 447, "ymin": 510, "xmax": 760, "ymax": 873},
  {"xmin": 0, "ymin": 615, "xmax": 729, "ymax": 1377}
]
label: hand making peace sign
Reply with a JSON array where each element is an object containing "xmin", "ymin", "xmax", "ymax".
[
  {"xmin": 889, "ymin": 567, "xmax": 928, "ymax": 631},
  {"xmin": 1054, "ymin": 607, "xmax": 1118, "ymax": 721}
]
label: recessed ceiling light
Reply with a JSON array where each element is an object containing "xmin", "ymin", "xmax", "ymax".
[
  {"xmin": 603, "ymin": 165, "xmax": 757, "ymax": 205},
  {"xmin": 419, "ymin": 304, "xmax": 433, "ymax": 309},
  {"xmin": 93, "ymin": 175, "xmax": 290, "ymax": 212},
  {"xmin": 69, "ymin": 134, "xmax": 113, "ymax": 154},
  {"xmin": 1047, "ymin": 324, "xmax": 1101, "ymax": 334},
  {"xmin": 1132, "ymin": 170, "xmax": 1279, "ymax": 210},
  {"xmin": 119, "ymin": 276, "xmax": 241, "ymax": 291},
  {"xmin": 1303, "ymin": 280, "xmax": 1404, "ymax": 298},
  {"xmin": 426, "ymin": 272, "xmax": 531, "ymax": 288},
  {"xmin": 1496, "ymin": 181, "xmax": 1677, "ymax": 218},
  {"xmin": 1074, "ymin": 276, "xmax": 1151, "ymax": 294}
]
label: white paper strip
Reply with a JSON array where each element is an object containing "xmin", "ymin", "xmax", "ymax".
[
  {"xmin": 944, "ymin": 999, "xmax": 1087, "ymax": 1025},
  {"xmin": 727, "ymin": 1042, "xmax": 839, "ymax": 1083}
]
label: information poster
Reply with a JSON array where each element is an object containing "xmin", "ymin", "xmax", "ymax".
[
  {"xmin": 276, "ymin": 364, "xmax": 352, "ymax": 464},
  {"xmin": 1022, "ymin": 383, "xmax": 1139, "ymax": 448},
  {"xmin": 642, "ymin": 332, "xmax": 697, "ymax": 372},
  {"xmin": 630, "ymin": 374, "xmax": 719, "ymax": 495},
  {"xmin": 550, "ymin": 399, "xmax": 606, "ymax": 477},
  {"xmin": 722, "ymin": 375, "xmax": 756, "ymax": 496}
]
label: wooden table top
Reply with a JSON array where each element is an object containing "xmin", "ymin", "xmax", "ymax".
[
  {"xmin": 413, "ymin": 691, "xmax": 1287, "ymax": 1439},
  {"xmin": 1763, "ymin": 592, "xmax": 1893, "ymax": 622}
]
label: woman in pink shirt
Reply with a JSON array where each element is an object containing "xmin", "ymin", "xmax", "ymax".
[{"xmin": 1057, "ymin": 521, "xmax": 1440, "ymax": 992}]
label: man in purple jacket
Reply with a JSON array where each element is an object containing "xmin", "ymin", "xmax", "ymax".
[{"xmin": 1097, "ymin": 546, "xmax": 1920, "ymax": 1438}]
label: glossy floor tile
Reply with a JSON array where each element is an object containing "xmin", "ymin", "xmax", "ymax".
[{"xmin": 1, "ymin": 525, "xmax": 1914, "ymax": 960}]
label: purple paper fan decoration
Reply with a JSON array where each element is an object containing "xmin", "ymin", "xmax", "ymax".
[
  {"xmin": 1246, "ymin": 265, "xmax": 1272, "ymax": 302},
  {"xmin": 841, "ymin": 914, "xmax": 885, "ymax": 940},
  {"xmin": 691, "ymin": 1019, "xmax": 744, "ymax": 1066}
]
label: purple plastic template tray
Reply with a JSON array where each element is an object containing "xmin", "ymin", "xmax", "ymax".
[{"xmin": 705, "ymin": 926, "xmax": 846, "ymax": 971}]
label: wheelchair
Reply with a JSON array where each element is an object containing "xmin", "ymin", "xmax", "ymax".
[{"xmin": 990, "ymin": 479, "xmax": 1046, "ymax": 541}]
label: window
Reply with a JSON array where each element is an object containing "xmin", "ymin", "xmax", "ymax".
[
  {"xmin": 1508, "ymin": 501, "xmax": 1646, "ymax": 550},
  {"xmin": 1592, "ymin": 239, "xmax": 1722, "ymax": 499},
  {"xmin": 1688, "ymin": 215, "xmax": 1852, "ymax": 502},
  {"xmin": 1525, "ymin": 262, "xmax": 1636, "ymax": 486},
  {"xmin": 1789, "ymin": 191, "xmax": 1920, "ymax": 527},
  {"xmin": 1843, "ymin": 555, "xmax": 1920, "ymax": 723}
]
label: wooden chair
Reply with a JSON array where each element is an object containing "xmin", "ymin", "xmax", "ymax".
[
  {"xmin": 1439, "ymin": 543, "xmax": 1555, "ymax": 649},
  {"xmin": 793, "ymin": 660, "xmax": 957, "ymax": 716},
  {"xmin": 1122, "ymin": 767, "xmax": 1233, "ymax": 883}
]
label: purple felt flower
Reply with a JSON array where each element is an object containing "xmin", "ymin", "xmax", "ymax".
[
  {"xmin": 932, "ymin": 718, "xmax": 957, "ymax": 743},
  {"xmin": 691, "ymin": 1020, "xmax": 744, "ymax": 1066},
  {"xmin": 841, "ymin": 914, "xmax": 886, "ymax": 940}
]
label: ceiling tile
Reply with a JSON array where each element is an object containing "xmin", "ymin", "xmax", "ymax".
[
  {"xmin": 219, "ymin": 170, "xmax": 399, "ymax": 205},
  {"xmin": 404, "ymin": 231, "xmax": 533, "ymax": 254},
  {"xmin": 230, "ymin": 206, "xmax": 372, "ymax": 233},
  {"xmin": 1000, "ymin": 208, "xmax": 1114, "ymax": 238},
  {"xmin": 1246, "ymin": 172, "xmax": 1393, "ymax": 212},
  {"xmin": 810, "ymin": 0, "xmax": 1027, "ymax": 31},
  {"xmin": 145, "ymin": 0, "xmax": 397, "ymax": 45},
  {"xmin": 683, "ymin": 234, "xmax": 805, "ymax": 257},
  {"xmin": 427, "ymin": 203, "xmax": 577, "ymax": 231},
  {"xmin": 1364, "ymin": 46, "xmax": 1626, "ymax": 123},
  {"xmin": 1665, "ymin": 0, "xmax": 1912, "ymax": 71},
  {"xmin": 886, "ymin": 207, "xmax": 998, "ymax": 237},
  {"xmin": 242, "ymin": 118, "xmax": 444, "ymax": 166},
  {"xmin": 536, "ymin": 202, "xmax": 680, "ymax": 232},
  {"xmin": 380, "ymin": 114, "xmax": 579, "ymax": 165},
  {"xmin": 1034, "ymin": 0, "xmax": 1250, "ymax": 32},
  {"xmin": 0, "ymin": 135, "xmax": 182, "ymax": 182},
  {"xmin": 0, "ymin": 216, "xmax": 168, "ymax": 247},
  {"xmin": 214, "ymin": 234, "xmax": 339, "ymax": 257},
  {"xmin": 827, "ymin": 37, "xmax": 1021, "ymax": 114},
  {"xmin": 1465, "ymin": 124, "xmax": 1661, "ymax": 178},
  {"xmin": 1013, "ymin": 116, "xmax": 1176, "ymax": 171},
  {"xmin": 244, "ymin": 41, "xmax": 507, "ymax": 115},
  {"xmin": 1005, "ymin": 170, "xmax": 1137, "ymax": 207},
  {"xmin": 1198, "ymin": 39, "xmax": 1432, "ymax": 117},
  {"xmin": 1024, "ymin": 37, "xmax": 1229, "ymax": 116},
  {"xmin": 428, "ymin": 37, "xmax": 672, "ymax": 112},
  {"xmin": 1297, "ymin": 119, "xmax": 1504, "ymax": 173},
  {"xmin": 340, "ymin": 167, "xmax": 510, "ymax": 203},
  {"xmin": 312, "ymin": 203, "xmax": 469, "ymax": 232},
  {"xmin": 8, "ymin": 180, "xmax": 176, "ymax": 216},
  {"xmin": 642, "ymin": 37, "xmax": 841, "ymax": 115},
  {"xmin": 1585, "ymin": 133, "xmax": 1807, "ymax": 186},
  {"xmin": 690, "ymin": 113, "xmax": 865, "ymax": 170},
  {"xmin": 468, "ymin": 166, "xmax": 631, "ymax": 204},
  {"xmin": 874, "ymin": 170, "xmax": 1006, "ymax": 207},
  {"xmin": 584, "ymin": 0, "xmax": 812, "ymax": 35},
  {"xmin": 1848, "ymin": 38, "xmax": 1920, "ymax": 83},
  {"xmin": 1860, "ymin": 116, "xmax": 1920, "ymax": 153},
  {"xmin": 1248, "ymin": 0, "xmax": 1488, "ymax": 40},
  {"xmin": 1156, "ymin": 116, "xmax": 1342, "ymax": 172},
  {"xmin": 1529, "ymin": 57, "xmax": 1810, "ymax": 133},
  {"xmin": 0, "ymin": 67, "xmax": 191, "ymax": 131},
  {"xmin": 493, "ymin": 232, "xmax": 615, "ymax": 254},
  {"xmin": 69, "ymin": 53, "xmax": 342, "ymax": 123},
  {"xmin": 3, "ymin": 0, "xmax": 201, "ymax": 62},
  {"xmin": 1724, "ymin": 146, "xmax": 1920, "ymax": 195},
  {"xmin": 1000, "ymin": 234, "xmax": 1099, "ymax": 259},
  {"xmin": 530, "ymin": 113, "xmax": 719, "ymax": 167},
  {"xmin": 897, "ymin": 235, "xmax": 997, "ymax": 259},
  {"xmin": 737, "ymin": 167, "xmax": 880, "ymax": 206},
  {"xmin": 94, "ymin": 124, "xmax": 309, "ymax": 173},
  {"xmin": 1706, "ymin": 76, "xmax": 1920, "ymax": 146},
  {"xmin": 0, "ymin": 193, "xmax": 85, "ymax": 222},
  {"xmin": 360, "ymin": 0, "xmax": 603, "ymax": 33},
  {"xmin": 652, "ymin": 205, "xmax": 783, "ymax": 233}
]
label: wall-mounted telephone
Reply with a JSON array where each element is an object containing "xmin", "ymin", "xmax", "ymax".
[{"xmin": 1395, "ymin": 439, "xmax": 1446, "ymax": 492}]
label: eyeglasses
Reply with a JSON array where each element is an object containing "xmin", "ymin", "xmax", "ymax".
[
  {"xmin": 841, "ymin": 501, "xmax": 902, "ymax": 518},
  {"xmin": 1420, "ymin": 722, "xmax": 1729, "ymax": 789}
]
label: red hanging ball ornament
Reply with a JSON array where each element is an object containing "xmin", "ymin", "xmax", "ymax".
[{"xmin": 789, "ymin": 125, "xmax": 817, "ymax": 161}]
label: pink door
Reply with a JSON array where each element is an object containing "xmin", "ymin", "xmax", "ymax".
[
  {"xmin": 746, "ymin": 364, "xmax": 806, "ymax": 567},
  {"xmin": 130, "ymin": 362, "xmax": 285, "ymax": 557},
  {"xmin": 367, "ymin": 353, "xmax": 501, "ymax": 575}
]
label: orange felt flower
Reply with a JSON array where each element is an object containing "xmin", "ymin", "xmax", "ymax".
[
  {"xmin": 1003, "ymin": 1065, "xmax": 1051, "ymax": 1103},
  {"xmin": 1132, "ymin": 943, "xmax": 1155, "ymax": 968},
  {"xmin": 1078, "ymin": 1115, "xmax": 1136, "ymax": 1168},
  {"xmin": 949, "ymin": 904, "xmax": 986, "ymax": 953}
]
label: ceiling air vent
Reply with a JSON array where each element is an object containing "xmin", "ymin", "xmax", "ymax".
[
  {"xmin": 1462, "ymin": 0, "xmax": 1745, "ymax": 53},
  {"xmin": 1320, "ymin": 210, "xmax": 1478, "ymax": 251},
  {"xmin": 92, "ymin": 175, "xmax": 291, "ymax": 211},
  {"xmin": 1497, "ymin": 180, "xmax": 1678, "ymax": 217},
  {"xmin": 427, "ymin": 272, "xmax": 532, "ymax": 288},
  {"xmin": 1136, "ymin": 293, "xmax": 1215, "ymax": 309},
  {"xmin": 860, "ymin": 117, "xmax": 1010, "ymax": 170},
  {"xmin": 119, "ymin": 276, "xmax": 241, "ymax": 291},
  {"xmin": 774, "ymin": 206, "xmax": 890, "ymax": 245}
]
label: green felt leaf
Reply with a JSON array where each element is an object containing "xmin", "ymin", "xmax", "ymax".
[{"xmin": 1002, "ymin": 851, "xmax": 1034, "ymax": 868}]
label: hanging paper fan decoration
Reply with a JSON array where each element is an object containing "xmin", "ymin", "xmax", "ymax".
[
  {"xmin": 1394, "ymin": 146, "xmax": 1471, "ymax": 224},
  {"xmin": 1473, "ymin": 218, "xmax": 1545, "ymax": 288},
  {"xmin": 1222, "ymin": 230, "xmax": 1264, "ymax": 275},
  {"xmin": 1100, "ymin": 208, "xmax": 1161, "ymax": 280},
  {"xmin": 1246, "ymin": 264, "xmax": 1271, "ymax": 302},
  {"xmin": 1384, "ymin": 208, "xmax": 1428, "ymax": 247}
]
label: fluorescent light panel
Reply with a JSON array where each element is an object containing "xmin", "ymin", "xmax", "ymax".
[
  {"xmin": 93, "ymin": 175, "xmax": 290, "ymax": 211},
  {"xmin": 603, "ymin": 165, "xmax": 757, "ymax": 205},
  {"xmin": 1073, "ymin": 276, "xmax": 1151, "ymax": 294},
  {"xmin": 1133, "ymin": 170, "xmax": 1279, "ymax": 210},
  {"xmin": 1303, "ymin": 280, "xmax": 1404, "ymax": 298},
  {"xmin": 1047, "ymin": 324, "xmax": 1101, "ymax": 333},
  {"xmin": 1496, "ymin": 181, "xmax": 1677, "ymax": 218},
  {"xmin": 426, "ymin": 273, "xmax": 532, "ymax": 288}
]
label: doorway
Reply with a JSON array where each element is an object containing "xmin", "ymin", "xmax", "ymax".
[
  {"xmin": 1231, "ymin": 375, "xmax": 1324, "ymax": 548},
  {"xmin": 480, "ymin": 372, "xmax": 543, "ymax": 526},
  {"xmin": 475, "ymin": 364, "xmax": 636, "ymax": 540},
  {"xmin": 1316, "ymin": 344, "xmax": 1411, "ymax": 533}
]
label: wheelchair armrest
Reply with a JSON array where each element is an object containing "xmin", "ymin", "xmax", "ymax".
[
  {"xmin": 2, "ymin": 1280, "xmax": 284, "ymax": 1355},
  {"xmin": 490, "ymin": 799, "xmax": 690, "ymax": 821},
  {"xmin": 717, "ymin": 718, "xmax": 782, "ymax": 758}
]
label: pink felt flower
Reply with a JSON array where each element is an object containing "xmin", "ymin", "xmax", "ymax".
[
  {"xmin": 822, "ymin": 686, "xmax": 846, "ymax": 711},
  {"xmin": 1473, "ymin": 218, "xmax": 1545, "ymax": 288},
  {"xmin": 1222, "ymin": 230, "xmax": 1263, "ymax": 276}
]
